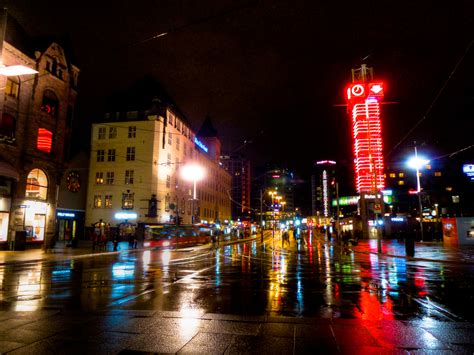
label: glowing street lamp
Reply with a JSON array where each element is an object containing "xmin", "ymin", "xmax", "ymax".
[
  {"xmin": 407, "ymin": 147, "xmax": 430, "ymax": 242},
  {"xmin": 0, "ymin": 65, "xmax": 38, "ymax": 76},
  {"xmin": 181, "ymin": 164, "xmax": 205, "ymax": 224}
]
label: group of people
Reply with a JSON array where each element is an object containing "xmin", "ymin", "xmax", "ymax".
[{"xmin": 91, "ymin": 220, "xmax": 138, "ymax": 251}]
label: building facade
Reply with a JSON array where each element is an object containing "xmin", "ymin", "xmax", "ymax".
[
  {"xmin": 311, "ymin": 160, "xmax": 337, "ymax": 218},
  {"xmin": 0, "ymin": 14, "xmax": 79, "ymax": 249},
  {"xmin": 220, "ymin": 154, "xmax": 251, "ymax": 220},
  {"xmin": 85, "ymin": 108, "xmax": 232, "ymax": 232}
]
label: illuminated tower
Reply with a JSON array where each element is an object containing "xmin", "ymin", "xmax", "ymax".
[{"xmin": 345, "ymin": 65, "xmax": 385, "ymax": 193}]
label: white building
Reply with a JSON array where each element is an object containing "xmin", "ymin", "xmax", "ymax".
[{"xmin": 85, "ymin": 108, "xmax": 232, "ymax": 231}]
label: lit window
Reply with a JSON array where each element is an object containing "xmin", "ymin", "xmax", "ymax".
[
  {"xmin": 107, "ymin": 149, "xmax": 116, "ymax": 162},
  {"xmin": 5, "ymin": 78, "xmax": 19, "ymax": 98},
  {"xmin": 125, "ymin": 170, "xmax": 134, "ymax": 184},
  {"xmin": 398, "ymin": 173, "xmax": 404, "ymax": 178},
  {"xmin": 106, "ymin": 172, "xmax": 114, "ymax": 184},
  {"xmin": 0, "ymin": 113, "xmax": 16, "ymax": 141},
  {"xmin": 105, "ymin": 195, "xmax": 113, "ymax": 208},
  {"xmin": 109, "ymin": 127, "xmax": 117, "ymax": 139},
  {"xmin": 95, "ymin": 172, "xmax": 104, "ymax": 184},
  {"xmin": 96, "ymin": 150, "xmax": 105, "ymax": 162},
  {"xmin": 37, "ymin": 128, "xmax": 53, "ymax": 153},
  {"xmin": 26, "ymin": 169, "xmax": 48, "ymax": 200},
  {"xmin": 446, "ymin": 187, "xmax": 452, "ymax": 192},
  {"xmin": 389, "ymin": 173, "xmax": 396, "ymax": 178},
  {"xmin": 126, "ymin": 147, "xmax": 135, "ymax": 161},
  {"xmin": 122, "ymin": 191, "xmax": 134, "ymax": 209},
  {"xmin": 128, "ymin": 126, "xmax": 136, "ymax": 138},
  {"xmin": 435, "ymin": 171, "xmax": 442, "ymax": 177},
  {"xmin": 94, "ymin": 195, "xmax": 102, "ymax": 208},
  {"xmin": 98, "ymin": 127, "xmax": 106, "ymax": 139},
  {"xmin": 40, "ymin": 89, "xmax": 59, "ymax": 116},
  {"xmin": 426, "ymin": 164, "xmax": 432, "ymax": 170},
  {"xmin": 398, "ymin": 180, "xmax": 405, "ymax": 185}
]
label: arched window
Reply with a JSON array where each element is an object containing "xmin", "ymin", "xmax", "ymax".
[
  {"xmin": 40, "ymin": 90, "xmax": 59, "ymax": 117},
  {"xmin": 0, "ymin": 113, "xmax": 16, "ymax": 140},
  {"xmin": 26, "ymin": 169, "xmax": 48, "ymax": 200}
]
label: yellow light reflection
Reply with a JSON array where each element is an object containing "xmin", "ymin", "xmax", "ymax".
[{"xmin": 178, "ymin": 306, "xmax": 202, "ymax": 337}]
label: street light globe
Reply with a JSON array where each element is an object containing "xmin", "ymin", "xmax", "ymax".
[
  {"xmin": 407, "ymin": 156, "xmax": 430, "ymax": 170},
  {"xmin": 181, "ymin": 164, "xmax": 205, "ymax": 182}
]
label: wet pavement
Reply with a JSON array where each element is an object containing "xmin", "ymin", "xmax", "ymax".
[{"xmin": 1, "ymin": 231, "xmax": 474, "ymax": 353}]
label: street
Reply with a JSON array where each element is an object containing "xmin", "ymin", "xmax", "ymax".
[{"xmin": 1, "ymin": 231, "xmax": 474, "ymax": 353}]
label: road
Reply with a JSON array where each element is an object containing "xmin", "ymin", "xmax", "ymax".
[{"xmin": 1, "ymin": 230, "xmax": 473, "ymax": 323}]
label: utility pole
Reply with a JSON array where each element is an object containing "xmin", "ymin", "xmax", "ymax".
[
  {"xmin": 260, "ymin": 189, "xmax": 264, "ymax": 243},
  {"xmin": 414, "ymin": 144, "xmax": 425, "ymax": 242}
]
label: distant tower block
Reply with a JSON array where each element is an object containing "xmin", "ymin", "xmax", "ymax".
[{"xmin": 345, "ymin": 65, "xmax": 385, "ymax": 193}]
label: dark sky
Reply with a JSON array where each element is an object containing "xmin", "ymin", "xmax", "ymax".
[{"xmin": 7, "ymin": 0, "xmax": 474, "ymax": 190}]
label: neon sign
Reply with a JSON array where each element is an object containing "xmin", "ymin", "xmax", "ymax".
[
  {"xmin": 115, "ymin": 212, "xmax": 137, "ymax": 220},
  {"xmin": 57, "ymin": 212, "xmax": 75, "ymax": 218},
  {"xmin": 463, "ymin": 164, "xmax": 474, "ymax": 181},
  {"xmin": 316, "ymin": 160, "xmax": 336, "ymax": 165},
  {"xmin": 194, "ymin": 137, "xmax": 208, "ymax": 153},
  {"xmin": 345, "ymin": 82, "xmax": 385, "ymax": 193},
  {"xmin": 37, "ymin": 128, "xmax": 53, "ymax": 153}
]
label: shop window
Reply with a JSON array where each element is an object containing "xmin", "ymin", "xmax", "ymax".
[
  {"xmin": 98, "ymin": 127, "xmax": 106, "ymax": 139},
  {"xmin": 94, "ymin": 195, "xmax": 102, "ymax": 208},
  {"xmin": 0, "ymin": 113, "xmax": 16, "ymax": 141},
  {"xmin": 109, "ymin": 127, "xmax": 117, "ymax": 139},
  {"xmin": 122, "ymin": 191, "xmax": 134, "ymax": 209},
  {"xmin": 105, "ymin": 195, "xmax": 113, "ymax": 208},
  {"xmin": 107, "ymin": 149, "xmax": 116, "ymax": 162},
  {"xmin": 5, "ymin": 78, "xmax": 19, "ymax": 98},
  {"xmin": 125, "ymin": 170, "xmax": 134, "ymax": 184},
  {"xmin": 40, "ymin": 89, "xmax": 59, "ymax": 116},
  {"xmin": 96, "ymin": 172, "xmax": 104, "ymax": 184},
  {"xmin": 126, "ymin": 147, "xmax": 135, "ymax": 161},
  {"xmin": 26, "ymin": 169, "xmax": 48, "ymax": 200},
  {"xmin": 37, "ymin": 128, "xmax": 53, "ymax": 153},
  {"xmin": 97, "ymin": 149, "xmax": 105, "ymax": 162},
  {"xmin": 128, "ymin": 126, "xmax": 136, "ymax": 138}
]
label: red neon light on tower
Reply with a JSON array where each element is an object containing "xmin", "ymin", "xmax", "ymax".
[{"xmin": 345, "ymin": 81, "xmax": 385, "ymax": 193}]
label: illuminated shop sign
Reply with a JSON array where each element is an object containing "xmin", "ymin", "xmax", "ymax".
[
  {"xmin": 57, "ymin": 212, "xmax": 75, "ymax": 218},
  {"xmin": 331, "ymin": 195, "xmax": 392, "ymax": 206},
  {"xmin": 316, "ymin": 160, "xmax": 336, "ymax": 165},
  {"xmin": 194, "ymin": 137, "xmax": 208, "ymax": 153},
  {"xmin": 391, "ymin": 217, "xmax": 405, "ymax": 222},
  {"xmin": 463, "ymin": 164, "xmax": 474, "ymax": 181},
  {"xmin": 115, "ymin": 212, "xmax": 137, "ymax": 220}
]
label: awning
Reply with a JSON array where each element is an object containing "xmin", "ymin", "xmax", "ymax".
[{"xmin": 0, "ymin": 162, "xmax": 20, "ymax": 181}]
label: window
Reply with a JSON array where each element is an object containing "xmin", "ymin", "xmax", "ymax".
[
  {"xmin": 168, "ymin": 111, "xmax": 174, "ymax": 125},
  {"xmin": 106, "ymin": 172, "xmax": 114, "ymax": 184},
  {"xmin": 96, "ymin": 172, "xmax": 104, "ymax": 184},
  {"xmin": 26, "ymin": 169, "xmax": 48, "ymax": 200},
  {"xmin": 166, "ymin": 175, "xmax": 171, "ymax": 188},
  {"xmin": 0, "ymin": 113, "xmax": 16, "ymax": 141},
  {"xmin": 128, "ymin": 126, "xmax": 136, "ymax": 138},
  {"xmin": 176, "ymin": 120, "xmax": 181, "ymax": 131},
  {"xmin": 105, "ymin": 195, "xmax": 113, "ymax": 208},
  {"xmin": 126, "ymin": 147, "xmax": 135, "ymax": 161},
  {"xmin": 122, "ymin": 191, "xmax": 134, "ymax": 209},
  {"xmin": 181, "ymin": 198, "xmax": 185, "ymax": 214},
  {"xmin": 176, "ymin": 137, "xmax": 180, "ymax": 151},
  {"xmin": 435, "ymin": 171, "xmax": 442, "ymax": 177},
  {"xmin": 183, "ymin": 143, "xmax": 187, "ymax": 156},
  {"xmin": 125, "ymin": 170, "xmax": 134, "ymax": 184},
  {"xmin": 37, "ymin": 128, "xmax": 53, "ymax": 153},
  {"xmin": 97, "ymin": 150, "xmax": 105, "ymax": 162},
  {"xmin": 398, "ymin": 173, "xmax": 404, "ymax": 178},
  {"xmin": 107, "ymin": 149, "xmax": 116, "ymax": 162},
  {"xmin": 5, "ymin": 78, "xmax": 19, "ymax": 98},
  {"xmin": 98, "ymin": 127, "xmax": 106, "ymax": 139},
  {"xmin": 165, "ymin": 194, "xmax": 171, "ymax": 211},
  {"xmin": 167, "ymin": 153, "xmax": 171, "ymax": 166},
  {"xmin": 446, "ymin": 186, "xmax": 453, "ymax": 192},
  {"xmin": 398, "ymin": 180, "xmax": 405, "ymax": 186},
  {"xmin": 94, "ymin": 195, "xmax": 102, "ymax": 208},
  {"xmin": 109, "ymin": 127, "xmax": 117, "ymax": 139},
  {"xmin": 40, "ymin": 90, "xmax": 59, "ymax": 116},
  {"xmin": 389, "ymin": 173, "xmax": 396, "ymax": 178},
  {"xmin": 168, "ymin": 132, "xmax": 172, "ymax": 145}
]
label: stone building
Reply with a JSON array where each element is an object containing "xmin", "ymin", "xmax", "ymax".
[{"xmin": 0, "ymin": 13, "xmax": 79, "ymax": 249}]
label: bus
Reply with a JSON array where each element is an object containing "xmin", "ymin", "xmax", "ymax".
[{"xmin": 143, "ymin": 224, "xmax": 211, "ymax": 249}]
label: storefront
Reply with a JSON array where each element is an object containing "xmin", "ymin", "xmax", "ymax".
[{"xmin": 56, "ymin": 209, "xmax": 85, "ymax": 246}]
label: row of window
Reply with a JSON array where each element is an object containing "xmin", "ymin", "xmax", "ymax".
[
  {"xmin": 98, "ymin": 126, "xmax": 136, "ymax": 140},
  {"xmin": 94, "ymin": 192, "xmax": 134, "ymax": 209},
  {"xmin": 96, "ymin": 170, "xmax": 134, "ymax": 185},
  {"xmin": 96, "ymin": 147, "xmax": 135, "ymax": 162},
  {"xmin": 387, "ymin": 171, "xmax": 442, "ymax": 178}
]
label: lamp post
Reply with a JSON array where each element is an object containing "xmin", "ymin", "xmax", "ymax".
[
  {"xmin": 181, "ymin": 164, "xmax": 205, "ymax": 224},
  {"xmin": 407, "ymin": 147, "xmax": 429, "ymax": 242}
]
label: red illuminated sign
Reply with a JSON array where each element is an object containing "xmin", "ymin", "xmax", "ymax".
[
  {"xmin": 346, "ymin": 82, "xmax": 385, "ymax": 193},
  {"xmin": 37, "ymin": 128, "xmax": 53, "ymax": 153}
]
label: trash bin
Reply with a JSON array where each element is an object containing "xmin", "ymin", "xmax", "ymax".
[{"xmin": 14, "ymin": 231, "xmax": 27, "ymax": 251}]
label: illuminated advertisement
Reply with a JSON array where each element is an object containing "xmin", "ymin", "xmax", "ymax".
[
  {"xmin": 194, "ymin": 137, "xmax": 208, "ymax": 153},
  {"xmin": 322, "ymin": 170, "xmax": 329, "ymax": 217},
  {"xmin": 345, "ymin": 82, "xmax": 385, "ymax": 193},
  {"xmin": 463, "ymin": 164, "xmax": 474, "ymax": 181}
]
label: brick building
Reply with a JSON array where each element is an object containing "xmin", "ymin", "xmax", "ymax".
[{"xmin": 0, "ymin": 13, "xmax": 79, "ymax": 249}]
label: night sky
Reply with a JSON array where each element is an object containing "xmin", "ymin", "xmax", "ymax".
[{"xmin": 7, "ymin": 1, "xmax": 474, "ymax": 196}]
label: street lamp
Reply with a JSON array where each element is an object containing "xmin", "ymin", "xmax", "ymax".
[
  {"xmin": 181, "ymin": 164, "xmax": 205, "ymax": 224},
  {"xmin": 407, "ymin": 148, "xmax": 429, "ymax": 242}
]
